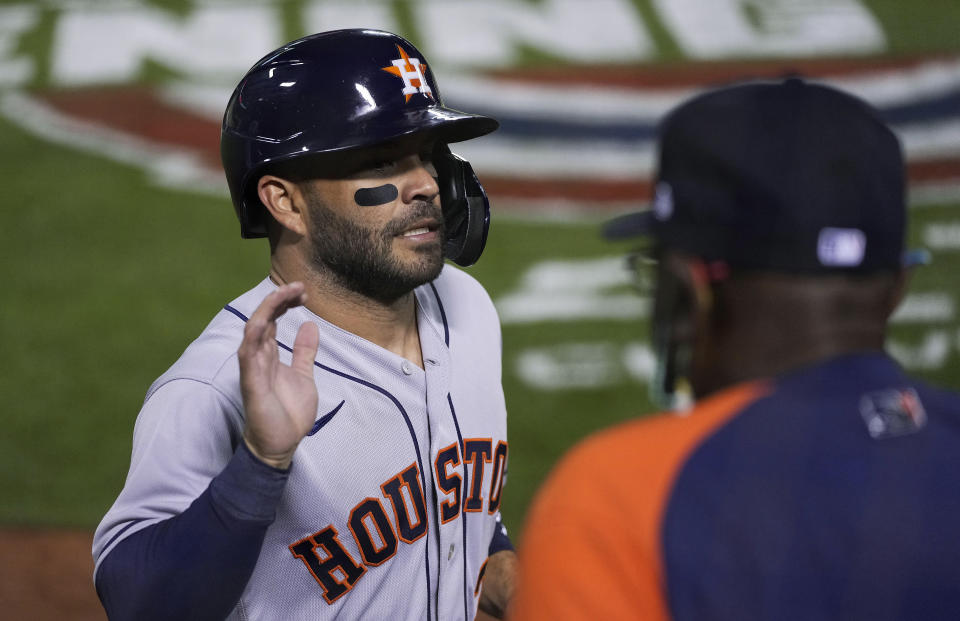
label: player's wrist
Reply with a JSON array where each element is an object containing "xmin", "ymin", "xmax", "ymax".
[{"xmin": 242, "ymin": 436, "xmax": 295, "ymax": 470}]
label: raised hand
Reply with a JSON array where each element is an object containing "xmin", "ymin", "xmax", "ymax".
[{"xmin": 238, "ymin": 282, "xmax": 320, "ymax": 469}]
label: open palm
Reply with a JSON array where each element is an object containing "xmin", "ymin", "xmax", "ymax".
[{"xmin": 238, "ymin": 282, "xmax": 320, "ymax": 469}]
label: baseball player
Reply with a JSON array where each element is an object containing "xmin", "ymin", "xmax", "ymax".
[
  {"xmin": 511, "ymin": 79, "xmax": 960, "ymax": 620},
  {"xmin": 93, "ymin": 30, "xmax": 515, "ymax": 620}
]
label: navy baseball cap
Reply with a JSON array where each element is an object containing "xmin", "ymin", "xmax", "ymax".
[{"xmin": 605, "ymin": 78, "xmax": 925, "ymax": 272}]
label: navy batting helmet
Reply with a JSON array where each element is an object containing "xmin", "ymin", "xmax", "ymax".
[{"xmin": 220, "ymin": 29, "xmax": 499, "ymax": 266}]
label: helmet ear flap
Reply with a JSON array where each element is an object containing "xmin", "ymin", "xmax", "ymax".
[{"xmin": 434, "ymin": 145, "xmax": 490, "ymax": 267}]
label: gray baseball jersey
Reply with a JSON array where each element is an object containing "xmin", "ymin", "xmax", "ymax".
[{"xmin": 93, "ymin": 265, "xmax": 509, "ymax": 620}]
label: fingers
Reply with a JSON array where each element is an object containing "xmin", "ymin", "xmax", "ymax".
[
  {"xmin": 242, "ymin": 283, "xmax": 306, "ymax": 343},
  {"xmin": 291, "ymin": 321, "xmax": 320, "ymax": 375},
  {"xmin": 252, "ymin": 282, "xmax": 307, "ymax": 325},
  {"xmin": 237, "ymin": 283, "xmax": 319, "ymax": 471}
]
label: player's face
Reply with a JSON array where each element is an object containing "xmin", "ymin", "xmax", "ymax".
[{"xmin": 300, "ymin": 144, "xmax": 445, "ymax": 304}]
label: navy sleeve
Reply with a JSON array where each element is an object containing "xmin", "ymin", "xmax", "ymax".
[
  {"xmin": 488, "ymin": 514, "xmax": 514, "ymax": 555},
  {"xmin": 95, "ymin": 442, "xmax": 289, "ymax": 621}
]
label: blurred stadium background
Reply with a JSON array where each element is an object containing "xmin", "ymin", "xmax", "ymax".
[{"xmin": 1, "ymin": 0, "xmax": 959, "ymax": 617}]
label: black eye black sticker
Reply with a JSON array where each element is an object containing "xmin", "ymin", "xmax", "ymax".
[{"xmin": 354, "ymin": 184, "xmax": 399, "ymax": 207}]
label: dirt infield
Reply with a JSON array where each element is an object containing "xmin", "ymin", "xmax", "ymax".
[{"xmin": 0, "ymin": 529, "xmax": 104, "ymax": 620}]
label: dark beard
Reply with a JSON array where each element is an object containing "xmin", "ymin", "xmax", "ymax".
[{"xmin": 306, "ymin": 195, "xmax": 446, "ymax": 304}]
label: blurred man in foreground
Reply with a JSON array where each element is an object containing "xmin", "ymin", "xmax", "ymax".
[{"xmin": 511, "ymin": 79, "xmax": 960, "ymax": 620}]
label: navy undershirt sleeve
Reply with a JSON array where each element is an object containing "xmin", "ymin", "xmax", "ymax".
[
  {"xmin": 488, "ymin": 514, "xmax": 514, "ymax": 556},
  {"xmin": 95, "ymin": 442, "xmax": 289, "ymax": 621}
]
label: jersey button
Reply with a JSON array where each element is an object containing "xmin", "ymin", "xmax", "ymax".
[
  {"xmin": 448, "ymin": 544, "xmax": 456, "ymax": 560},
  {"xmin": 401, "ymin": 361, "xmax": 413, "ymax": 375}
]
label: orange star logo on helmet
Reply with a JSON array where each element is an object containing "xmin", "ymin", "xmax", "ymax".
[{"xmin": 381, "ymin": 45, "xmax": 434, "ymax": 103}]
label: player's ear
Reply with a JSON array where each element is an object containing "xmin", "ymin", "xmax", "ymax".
[
  {"xmin": 663, "ymin": 254, "xmax": 716, "ymax": 329},
  {"xmin": 257, "ymin": 175, "xmax": 308, "ymax": 237}
]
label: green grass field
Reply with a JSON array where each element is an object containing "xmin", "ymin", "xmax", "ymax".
[{"xmin": 1, "ymin": 0, "xmax": 959, "ymax": 541}]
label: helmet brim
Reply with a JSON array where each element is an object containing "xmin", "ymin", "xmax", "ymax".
[
  {"xmin": 249, "ymin": 106, "xmax": 498, "ymax": 179},
  {"xmin": 395, "ymin": 105, "xmax": 500, "ymax": 145},
  {"xmin": 317, "ymin": 105, "xmax": 498, "ymax": 155}
]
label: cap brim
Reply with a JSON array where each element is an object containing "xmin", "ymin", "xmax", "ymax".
[{"xmin": 602, "ymin": 210, "xmax": 656, "ymax": 240}]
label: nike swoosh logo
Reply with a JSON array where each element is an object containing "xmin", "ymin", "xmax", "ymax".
[{"xmin": 307, "ymin": 400, "xmax": 346, "ymax": 436}]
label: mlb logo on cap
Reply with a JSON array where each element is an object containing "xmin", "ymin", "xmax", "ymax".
[{"xmin": 818, "ymin": 228, "xmax": 866, "ymax": 267}]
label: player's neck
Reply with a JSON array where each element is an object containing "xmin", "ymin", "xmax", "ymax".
[
  {"xmin": 697, "ymin": 326, "xmax": 886, "ymax": 397},
  {"xmin": 692, "ymin": 281, "xmax": 888, "ymax": 397},
  {"xmin": 269, "ymin": 265, "xmax": 424, "ymax": 368}
]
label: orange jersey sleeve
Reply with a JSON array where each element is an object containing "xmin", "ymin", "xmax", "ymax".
[{"xmin": 510, "ymin": 381, "xmax": 769, "ymax": 620}]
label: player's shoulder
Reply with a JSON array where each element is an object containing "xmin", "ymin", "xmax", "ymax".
[
  {"xmin": 146, "ymin": 279, "xmax": 273, "ymax": 399},
  {"xmin": 431, "ymin": 263, "xmax": 492, "ymax": 301},
  {"xmin": 912, "ymin": 374, "xmax": 960, "ymax": 407},
  {"xmin": 914, "ymin": 380, "xmax": 960, "ymax": 426},
  {"xmin": 418, "ymin": 264, "xmax": 499, "ymax": 329},
  {"xmin": 545, "ymin": 381, "xmax": 770, "ymax": 496}
]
